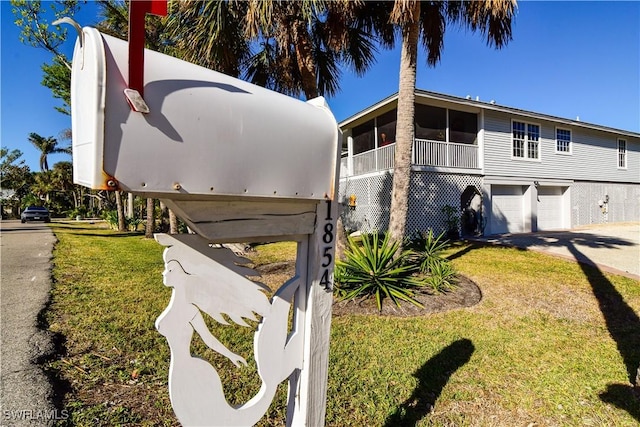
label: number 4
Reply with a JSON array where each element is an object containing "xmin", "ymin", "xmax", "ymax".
[{"xmin": 319, "ymin": 269, "xmax": 331, "ymax": 290}]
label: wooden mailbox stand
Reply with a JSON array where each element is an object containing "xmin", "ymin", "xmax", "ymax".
[{"xmin": 70, "ymin": 26, "xmax": 340, "ymax": 426}]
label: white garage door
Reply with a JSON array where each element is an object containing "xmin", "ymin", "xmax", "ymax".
[
  {"xmin": 491, "ymin": 185, "xmax": 523, "ymax": 234},
  {"xmin": 537, "ymin": 186, "xmax": 564, "ymax": 230}
]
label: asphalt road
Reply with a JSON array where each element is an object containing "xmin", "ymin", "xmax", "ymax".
[{"xmin": 0, "ymin": 220, "xmax": 61, "ymax": 427}]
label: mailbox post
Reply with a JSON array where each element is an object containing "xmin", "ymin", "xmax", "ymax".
[{"xmin": 69, "ymin": 26, "xmax": 340, "ymax": 426}]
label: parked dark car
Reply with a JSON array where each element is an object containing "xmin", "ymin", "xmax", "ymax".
[{"xmin": 21, "ymin": 206, "xmax": 51, "ymax": 223}]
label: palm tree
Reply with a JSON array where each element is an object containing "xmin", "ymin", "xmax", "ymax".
[
  {"xmin": 165, "ymin": 1, "xmax": 377, "ymax": 100},
  {"xmin": 31, "ymin": 170, "xmax": 55, "ymax": 203},
  {"xmin": 385, "ymin": 0, "xmax": 516, "ymax": 245},
  {"xmin": 27, "ymin": 132, "xmax": 70, "ymax": 172},
  {"xmin": 145, "ymin": 197, "xmax": 155, "ymax": 238}
]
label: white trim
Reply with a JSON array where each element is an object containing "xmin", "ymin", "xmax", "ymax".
[
  {"xmin": 554, "ymin": 126, "xmax": 573, "ymax": 155},
  {"xmin": 617, "ymin": 138, "xmax": 628, "ymax": 169},
  {"xmin": 483, "ymin": 176, "xmax": 573, "ymax": 186},
  {"xmin": 478, "ymin": 110, "xmax": 485, "ymax": 173},
  {"xmin": 511, "ymin": 119, "xmax": 542, "ymax": 162},
  {"xmin": 411, "ymin": 165, "xmax": 483, "ymax": 175}
]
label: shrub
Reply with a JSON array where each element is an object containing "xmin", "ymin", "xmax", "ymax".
[
  {"xmin": 334, "ymin": 232, "xmax": 424, "ymax": 311},
  {"xmin": 102, "ymin": 210, "xmax": 143, "ymax": 231},
  {"xmin": 407, "ymin": 229, "xmax": 449, "ymax": 274},
  {"xmin": 102, "ymin": 210, "xmax": 119, "ymax": 229},
  {"xmin": 407, "ymin": 228, "xmax": 459, "ymax": 294},
  {"xmin": 425, "ymin": 259, "xmax": 458, "ymax": 294}
]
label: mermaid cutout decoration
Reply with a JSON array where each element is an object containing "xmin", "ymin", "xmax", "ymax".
[{"xmin": 155, "ymin": 234, "xmax": 303, "ymax": 426}]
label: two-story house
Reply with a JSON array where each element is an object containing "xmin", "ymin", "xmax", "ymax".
[{"xmin": 338, "ymin": 90, "xmax": 640, "ymax": 236}]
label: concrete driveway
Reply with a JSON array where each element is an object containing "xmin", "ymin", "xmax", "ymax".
[{"xmin": 474, "ymin": 222, "xmax": 640, "ymax": 280}]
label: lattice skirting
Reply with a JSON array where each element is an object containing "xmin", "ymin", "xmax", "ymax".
[
  {"xmin": 571, "ymin": 181, "xmax": 640, "ymax": 227},
  {"xmin": 338, "ymin": 173, "xmax": 640, "ymax": 236},
  {"xmin": 338, "ymin": 171, "xmax": 483, "ymax": 236}
]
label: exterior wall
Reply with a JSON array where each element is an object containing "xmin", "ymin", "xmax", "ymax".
[
  {"xmin": 340, "ymin": 174, "xmax": 640, "ymax": 237},
  {"xmin": 339, "ymin": 171, "xmax": 392, "ymax": 233},
  {"xmin": 571, "ymin": 181, "xmax": 640, "ymax": 226},
  {"xmin": 338, "ymin": 171, "xmax": 483, "ymax": 236},
  {"xmin": 483, "ymin": 110, "xmax": 640, "ymax": 183},
  {"xmin": 339, "ymin": 92, "xmax": 640, "ymax": 236},
  {"xmin": 407, "ymin": 171, "xmax": 483, "ymax": 235}
]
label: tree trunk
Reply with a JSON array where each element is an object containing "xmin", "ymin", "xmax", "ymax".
[
  {"xmin": 127, "ymin": 192, "xmax": 134, "ymax": 219},
  {"xmin": 115, "ymin": 191, "xmax": 126, "ymax": 231},
  {"xmin": 292, "ymin": 19, "xmax": 319, "ymax": 99},
  {"xmin": 388, "ymin": 2, "xmax": 420, "ymax": 247},
  {"xmin": 335, "ymin": 215, "xmax": 348, "ymax": 262},
  {"xmin": 169, "ymin": 209, "xmax": 178, "ymax": 234},
  {"xmin": 158, "ymin": 200, "xmax": 167, "ymax": 232},
  {"xmin": 145, "ymin": 198, "xmax": 155, "ymax": 238}
]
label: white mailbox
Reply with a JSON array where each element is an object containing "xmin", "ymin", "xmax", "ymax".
[
  {"xmin": 69, "ymin": 26, "xmax": 340, "ymax": 426},
  {"xmin": 71, "ymin": 26, "xmax": 339, "ymax": 242}
]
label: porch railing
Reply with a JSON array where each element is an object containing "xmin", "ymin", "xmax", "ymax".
[
  {"xmin": 341, "ymin": 139, "xmax": 479, "ymax": 177},
  {"xmin": 413, "ymin": 139, "xmax": 479, "ymax": 169},
  {"xmin": 351, "ymin": 144, "xmax": 396, "ymax": 176}
]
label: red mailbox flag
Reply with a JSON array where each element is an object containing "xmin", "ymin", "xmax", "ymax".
[{"xmin": 127, "ymin": 0, "xmax": 167, "ymax": 110}]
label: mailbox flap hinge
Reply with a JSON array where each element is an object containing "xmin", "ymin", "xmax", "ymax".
[{"xmin": 124, "ymin": 88, "xmax": 150, "ymax": 113}]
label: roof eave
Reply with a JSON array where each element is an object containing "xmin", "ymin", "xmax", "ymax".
[{"xmin": 339, "ymin": 88, "xmax": 640, "ymax": 139}]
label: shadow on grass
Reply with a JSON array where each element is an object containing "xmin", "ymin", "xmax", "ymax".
[
  {"xmin": 68, "ymin": 232, "xmax": 144, "ymax": 238},
  {"xmin": 383, "ymin": 338, "xmax": 474, "ymax": 427},
  {"xmin": 599, "ymin": 384, "xmax": 640, "ymax": 421},
  {"xmin": 566, "ymin": 244, "xmax": 640, "ymax": 422},
  {"xmin": 50, "ymin": 224, "xmax": 145, "ymax": 238}
]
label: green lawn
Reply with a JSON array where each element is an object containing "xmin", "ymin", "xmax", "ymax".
[{"xmin": 46, "ymin": 222, "xmax": 640, "ymax": 426}]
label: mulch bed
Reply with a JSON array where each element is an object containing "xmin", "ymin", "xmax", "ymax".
[
  {"xmin": 331, "ymin": 274, "xmax": 482, "ymax": 317},
  {"xmin": 255, "ymin": 262, "xmax": 482, "ymax": 317}
]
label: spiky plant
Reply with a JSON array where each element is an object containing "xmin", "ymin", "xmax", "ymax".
[
  {"xmin": 334, "ymin": 232, "xmax": 424, "ymax": 311},
  {"xmin": 407, "ymin": 229, "xmax": 450, "ymax": 274}
]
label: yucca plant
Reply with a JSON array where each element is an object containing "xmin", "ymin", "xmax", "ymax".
[
  {"xmin": 334, "ymin": 232, "xmax": 425, "ymax": 311},
  {"xmin": 425, "ymin": 259, "xmax": 458, "ymax": 294},
  {"xmin": 407, "ymin": 229, "xmax": 450, "ymax": 274}
]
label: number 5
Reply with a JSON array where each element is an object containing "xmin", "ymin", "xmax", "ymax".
[{"xmin": 321, "ymin": 246, "xmax": 333, "ymax": 268}]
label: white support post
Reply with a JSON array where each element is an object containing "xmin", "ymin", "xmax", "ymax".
[{"xmin": 290, "ymin": 199, "xmax": 338, "ymax": 426}]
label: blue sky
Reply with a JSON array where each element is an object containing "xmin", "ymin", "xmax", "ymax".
[{"xmin": 1, "ymin": 1, "xmax": 639, "ymax": 172}]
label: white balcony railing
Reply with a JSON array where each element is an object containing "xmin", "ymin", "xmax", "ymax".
[
  {"xmin": 413, "ymin": 139, "xmax": 479, "ymax": 169},
  {"xmin": 341, "ymin": 139, "xmax": 478, "ymax": 177},
  {"xmin": 350, "ymin": 143, "xmax": 396, "ymax": 176}
]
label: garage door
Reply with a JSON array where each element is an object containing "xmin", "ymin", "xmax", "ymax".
[
  {"xmin": 491, "ymin": 185, "xmax": 523, "ymax": 234},
  {"xmin": 537, "ymin": 186, "xmax": 564, "ymax": 230}
]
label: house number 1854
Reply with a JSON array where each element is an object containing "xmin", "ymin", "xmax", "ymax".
[{"xmin": 319, "ymin": 200, "xmax": 334, "ymax": 290}]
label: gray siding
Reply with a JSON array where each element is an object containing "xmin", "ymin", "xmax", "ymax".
[{"xmin": 483, "ymin": 110, "xmax": 640, "ymax": 183}]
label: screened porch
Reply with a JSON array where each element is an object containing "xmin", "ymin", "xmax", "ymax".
[{"xmin": 340, "ymin": 103, "xmax": 480, "ymax": 177}]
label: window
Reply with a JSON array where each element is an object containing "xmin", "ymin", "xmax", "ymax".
[
  {"xmin": 555, "ymin": 128, "xmax": 571, "ymax": 154},
  {"xmin": 512, "ymin": 120, "xmax": 540, "ymax": 160},
  {"xmin": 377, "ymin": 108, "xmax": 397, "ymax": 146},
  {"xmin": 449, "ymin": 110, "xmax": 478, "ymax": 144},
  {"xmin": 415, "ymin": 104, "xmax": 446, "ymax": 141},
  {"xmin": 352, "ymin": 120, "xmax": 374, "ymax": 155},
  {"xmin": 618, "ymin": 139, "xmax": 627, "ymax": 169}
]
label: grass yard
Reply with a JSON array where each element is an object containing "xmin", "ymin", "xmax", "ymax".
[{"xmin": 45, "ymin": 222, "xmax": 640, "ymax": 426}]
